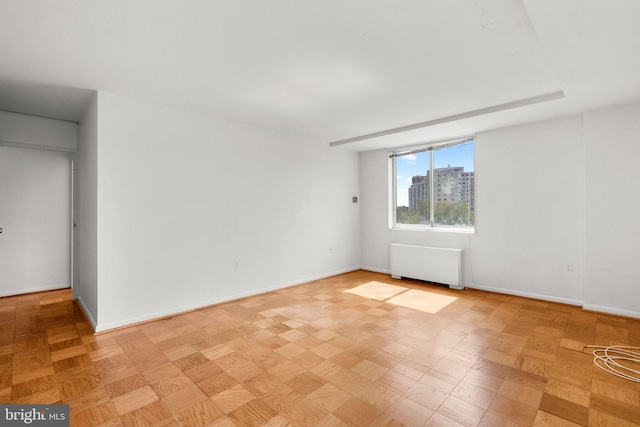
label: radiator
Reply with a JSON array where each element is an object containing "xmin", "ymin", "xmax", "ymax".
[{"xmin": 390, "ymin": 244, "xmax": 464, "ymax": 290}]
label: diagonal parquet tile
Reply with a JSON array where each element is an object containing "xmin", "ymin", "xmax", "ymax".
[{"xmin": 2, "ymin": 271, "xmax": 640, "ymax": 426}]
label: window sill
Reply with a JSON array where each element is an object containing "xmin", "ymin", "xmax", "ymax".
[{"xmin": 390, "ymin": 225, "xmax": 475, "ymax": 234}]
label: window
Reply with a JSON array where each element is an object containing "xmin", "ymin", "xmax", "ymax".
[{"xmin": 390, "ymin": 136, "xmax": 475, "ymax": 230}]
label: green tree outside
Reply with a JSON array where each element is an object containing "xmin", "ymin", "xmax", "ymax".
[
  {"xmin": 434, "ymin": 201, "xmax": 474, "ymax": 226},
  {"xmin": 397, "ymin": 200, "xmax": 474, "ymax": 226}
]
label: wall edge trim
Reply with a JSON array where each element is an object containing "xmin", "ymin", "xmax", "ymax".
[
  {"xmin": 76, "ymin": 295, "xmax": 98, "ymax": 332},
  {"xmin": 360, "ymin": 266, "xmax": 391, "ymax": 274},
  {"xmin": 465, "ymin": 283, "xmax": 583, "ymax": 307},
  {"xmin": 582, "ymin": 303, "xmax": 640, "ymax": 321},
  {"xmin": 0, "ymin": 284, "xmax": 70, "ymax": 298},
  {"xmin": 93, "ymin": 266, "xmax": 361, "ymax": 333}
]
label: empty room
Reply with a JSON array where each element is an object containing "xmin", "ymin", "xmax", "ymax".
[{"xmin": 1, "ymin": 1, "xmax": 639, "ymax": 426}]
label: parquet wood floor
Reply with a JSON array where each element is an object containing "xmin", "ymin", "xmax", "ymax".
[{"xmin": 1, "ymin": 270, "xmax": 640, "ymax": 426}]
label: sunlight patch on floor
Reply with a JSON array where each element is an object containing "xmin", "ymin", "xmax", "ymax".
[
  {"xmin": 346, "ymin": 281, "xmax": 457, "ymax": 314},
  {"xmin": 387, "ymin": 289, "xmax": 457, "ymax": 314},
  {"xmin": 345, "ymin": 281, "xmax": 407, "ymax": 301}
]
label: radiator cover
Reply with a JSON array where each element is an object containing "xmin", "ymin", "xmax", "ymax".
[{"xmin": 390, "ymin": 244, "xmax": 464, "ymax": 290}]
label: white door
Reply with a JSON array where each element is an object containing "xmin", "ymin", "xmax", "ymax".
[{"xmin": 0, "ymin": 146, "xmax": 72, "ymax": 296}]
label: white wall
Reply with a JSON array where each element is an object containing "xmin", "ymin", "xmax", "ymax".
[
  {"xmin": 584, "ymin": 102, "xmax": 640, "ymax": 318},
  {"xmin": 0, "ymin": 110, "xmax": 77, "ymax": 151},
  {"xmin": 471, "ymin": 116, "xmax": 585, "ymax": 304},
  {"xmin": 76, "ymin": 93, "xmax": 98, "ymax": 328},
  {"xmin": 94, "ymin": 92, "xmax": 360, "ymax": 331},
  {"xmin": 360, "ymin": 115, "xmax": 586, "ymax": 306}
]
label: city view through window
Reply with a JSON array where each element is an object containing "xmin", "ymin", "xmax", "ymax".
[{"xmin": 395, "ymin": 140, "xmax": 474, "ymax": 227}]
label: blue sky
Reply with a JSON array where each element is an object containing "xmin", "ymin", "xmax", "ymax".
[{"xmin": 396, "ymin": 142, "xmax": 474, "ymax": 207}]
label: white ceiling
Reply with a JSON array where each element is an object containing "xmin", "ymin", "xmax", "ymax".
[{"xmin": 0, "ymin": 0, "xmax": 638, "ymax": 151}]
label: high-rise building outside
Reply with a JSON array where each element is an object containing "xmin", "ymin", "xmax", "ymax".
[{"xmin": 408, "ymin": 166, "xmax": 474, "ymax": 210}]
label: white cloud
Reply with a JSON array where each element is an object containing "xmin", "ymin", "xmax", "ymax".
[
  {"xmin": 397, "ymin": 175, "xmax": 402, "ymax": 179},
  {"xmin": 402, "ymin": 154, "xmax": 416, "ymax": 164},
  {"xmin": 406, "ymin": 177, "xmax": 413, "ymax": 183}
]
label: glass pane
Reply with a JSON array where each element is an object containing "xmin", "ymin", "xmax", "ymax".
[
  {"xmin": 395, "ymin": 151, "xmax": 430, "ymax": 225},
  {"xmin": 432, "ymin": 140, "xmax": 474, "ymax": 227}
]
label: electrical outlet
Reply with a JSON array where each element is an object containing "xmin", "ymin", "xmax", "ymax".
[
  {"xmin": 564, "ymin": 264, "xmax": 574, "ymax": 273},
  {"xmin": 234, "ymin": 261, "xmax": 240, "ymax": 270}
]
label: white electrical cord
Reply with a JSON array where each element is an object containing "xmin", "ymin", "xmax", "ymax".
[{"xmin": 585, "ymin": 345, "xmax": 640, "ymax": 383}]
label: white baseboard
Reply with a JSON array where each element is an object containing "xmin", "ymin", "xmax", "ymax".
[
  {"xmin": 0, "ymin": 284, "xmax": 70, "ymax": 298},
  {"xmin": 94, "ymin": 266, "xmax": 361, "ymax": 333},
  {"xmin": 277, "ymin": 266, "xmax": 362, "ymax": 287},
  {"xmin": 465, "ymin": 283, "xmax": 583, "ymax": 307},
  {"xmin": 76, "ymin": 296, "xmax": 98, "ymax": 331},
  {"xmin": 582, "ymin": 303, "xmax": 640, "ymax": 320},
  {"xmin": 361, "ymin": 266, "xmax": 391, "ymax": 274}
]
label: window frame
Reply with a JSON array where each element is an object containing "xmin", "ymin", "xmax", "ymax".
[{"xmin": 389, "ymin": 136, "xmax": 475, "ymax": 233}]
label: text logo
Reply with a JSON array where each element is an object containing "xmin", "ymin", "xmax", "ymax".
[{"xmin": 1, "ymin": 405, "xmax": 69, "ymax": 426}]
